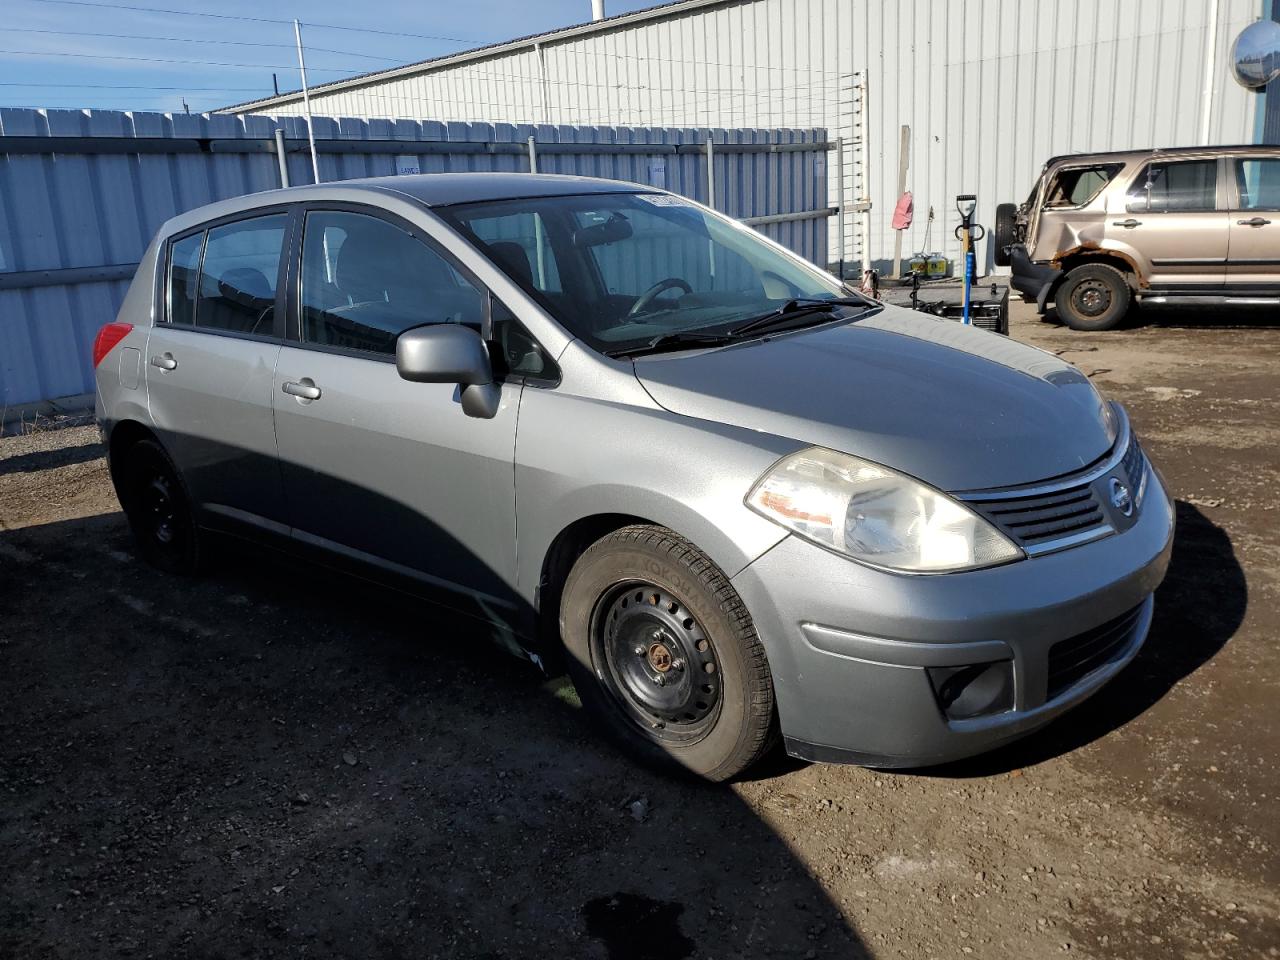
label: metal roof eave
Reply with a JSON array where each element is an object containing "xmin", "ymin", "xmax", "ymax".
[{"xmin": 219, "ymin": 0, "xmax": 735, "ymax": 114}]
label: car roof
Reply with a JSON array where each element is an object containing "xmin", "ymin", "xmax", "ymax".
[
  {"xmin": 345, "ymin": 172, "xmax": 648, "ymax": 206},
  {"xmin": 1043, "ymin": 144, "xmax": 1276, "ymax": 168}
]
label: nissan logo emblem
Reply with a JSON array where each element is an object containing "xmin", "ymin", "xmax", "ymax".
[{"xmin": 1109, "ymin": 477, "xmax": 1134, "ymax": 517}]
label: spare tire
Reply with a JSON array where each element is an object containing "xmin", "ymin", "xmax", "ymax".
[{"xmin": 992, "ymin": 203, "xmax": 1018, "ymax": 267}]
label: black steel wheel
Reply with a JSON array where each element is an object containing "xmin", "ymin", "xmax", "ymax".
[
  {"xmin": 560, "ymin": 525, "xmax": 778, "ymax": 781},
  {"xmin": 1054, "ymin": 263, "xmax": 1131, "ymax": 331},
  {"xmin": 594, "ymin": 581, "xmax": 723, "ymax": 743},
  {"xmin": 992, "ymin": 203, "xmax": 1018, "ymax": 267},
  {"xmin": 117, "ymin": 438, "xmax": 201, "ymax": 574}
]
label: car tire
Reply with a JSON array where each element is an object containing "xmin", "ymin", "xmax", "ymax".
[
  {"xmin": 560, "ymin": 524, "xmax": 778, "ymax": 781},
  {"xmin": 117, "ymin": 438, "xmax": 202, "ymax": 575},
  {"xmin": 992, "ymin": 203, "xmax": 1017, "ymax": 267},
  {"xmin": 1054, "ymin": 263, "xmax": 1132, "ymax": 331}
]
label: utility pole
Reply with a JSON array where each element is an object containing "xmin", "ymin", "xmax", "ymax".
[{"xmin": 293, "ymin": 19, "xmax": 321, "ymax": 184}]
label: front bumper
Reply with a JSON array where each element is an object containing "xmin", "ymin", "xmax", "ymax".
[
  {"xmin": 730, "ymin": 467, "xmax": 1175, "ymax": 767},
  {"xmin": 1009, "ymin": 243, "xmax": 1062, "ymax": 313}
]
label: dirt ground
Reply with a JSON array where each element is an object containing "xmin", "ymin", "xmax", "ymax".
[{"xmin": 1, "ymin": 300, "xmax": 1277, "ymax": 960}]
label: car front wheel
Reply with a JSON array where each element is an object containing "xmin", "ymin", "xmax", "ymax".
[
  {"xmin": 560, "ymin": 525, "xmax": 778, "ymax": 781},
  {"xmin": 1055, "ymin": 263, "xmax": 1132, "ymax": 331}
]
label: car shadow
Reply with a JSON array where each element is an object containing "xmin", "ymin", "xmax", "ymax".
[
  {"xmin": 922, "ymin": 501, "xmax": 1245, "ymax": 778},
  {"xmin": 1042, "ymin": 302, "xmax": 1280, "ymax": 330},
  {"xmin": 0, "ymin": 511, "xmax": 869, "ymax": 959}
]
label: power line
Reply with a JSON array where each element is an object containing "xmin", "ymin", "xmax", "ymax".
[
  {"xmin": 0, "ymin": 49, "xmax": 366, "ymax": 71},
  {"xmin": 0, "ymin": 82, "xmax": 268, "ymax": 90},
  {"xmin": 21, "ymin": 0, "xmax": 491, "ymax": 45},
  {"xmin": 6, "ymin": 26, "xmax": 403, "ymax": 62}
]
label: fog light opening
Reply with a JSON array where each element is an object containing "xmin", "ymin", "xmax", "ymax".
[{"xmin": 927, "ymin": 660, "xmax": 1014, "ymax": 721}]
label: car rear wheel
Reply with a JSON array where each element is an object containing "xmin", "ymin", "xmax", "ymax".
[
  {"xmin": 992, "ymin": 203, "xmax": 1018, "ymax": 267},
  {"xmin": 560, "ymin": 525, "xmax": 778, "ymax": 781},
  {"xmin": 117, "ymin": 438, "xmax": 202, "ymax": 574},
  {"xmin": 1054, "ymin": 263, "xmax": 1132, "ymax": 331}
]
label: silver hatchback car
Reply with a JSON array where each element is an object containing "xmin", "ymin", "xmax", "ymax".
[{"xmin": 94, "ymin": 174, "xmax": 1174, "ymax": 780}]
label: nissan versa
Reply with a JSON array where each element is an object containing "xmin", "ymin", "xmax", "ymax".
[{"xmin": 93, "ymin": 173, "xmax": 1174, "ymax": 780}]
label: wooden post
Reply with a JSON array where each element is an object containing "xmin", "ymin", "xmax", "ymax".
[{"xmin": 891, "ymin": 124, "xmax": 910, "ymax": 279}]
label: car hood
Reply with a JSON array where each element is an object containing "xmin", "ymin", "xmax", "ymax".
[{"xmin": 631, "ymin": 306, "xmax": 1117, "ymax": 491}]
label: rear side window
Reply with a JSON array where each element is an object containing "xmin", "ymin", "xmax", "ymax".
[
  {"xmin": 1043, "ymin": 164, "xmax": 1122, "ymax": 208},
  {"xmin": 167, "ymin": 233, "xmax": 203, "ymax": 326},
  {"xmin": 1235, "ymin": 158, "xmax": 1280, "ymax": 210},
  {"xmin": 1126, "ymin": 160, "xmax": 1218, "ymax": 213},
  {"xmin": 299, "ymin": 211, "xmax": 485, "ymax": 356},
  {"xmin": 197, "ymin": 216, "xmax": 287, "ymax": 334},
  {"xmin": 165, "ymin": 214, "xmax": 286, "ymax": 334}
]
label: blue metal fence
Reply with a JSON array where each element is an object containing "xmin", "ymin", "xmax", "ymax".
[{"xmin": 0, "ymin": 109, "xmax": 831, "ymax": 407}]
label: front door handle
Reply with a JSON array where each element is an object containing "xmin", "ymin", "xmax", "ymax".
[
  {"xmin": 1236, "ymin": 217, "xmax": 1271, "ymax": 226},
  {"xmin": 282, "ymin": 379, "xmax": 321, "ymax": 401},
  {"xmin": 1112, "ymin": 218, "xmax": 1142, "ymax": 228},
  {"xmin": 149, "ymin": 352, "xmax": 177, "ymax": 371}
]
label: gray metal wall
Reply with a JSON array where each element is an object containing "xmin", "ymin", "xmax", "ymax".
[
  {"xmin": 230, "ymin": 0, "xmax": 1271, "ymax": 272},
  {"xmin": 0, "ymin": 108, "xmax": 829, "ymax": 407}
]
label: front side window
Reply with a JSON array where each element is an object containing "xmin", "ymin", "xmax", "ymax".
[
  {"xmin": 442, "ymin": 192, "xmax": 853, "ymax": 356},
  {"xmin": 1235, "ymin": 158, "xmax": 1280, "ymax": 210},
  {"xmin": 300, "ymin": 211, "xmax": 484, "ymax": 355},
  {"xmin": 1126, "ymin": 160, "xmax": 1218, "ymax": 213},
  {"xmin": 195, "ymin": 215, "xmax": 287, "ymax": 334}
]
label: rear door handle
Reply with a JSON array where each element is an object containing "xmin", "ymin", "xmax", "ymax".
[
  {"xmin": 1112, "ymin": 218, "xmax": 1142, "ymax": 228},
  {"xmin": 282, "ymin": 379, "xmax": 321, "ymax": 400},
  {"xmin": 149, "ymin": 352, "xmax": 177, "ymax": 371},
  {"xmin": 1236, "ymin": 217, "xmax": 1271, "ymax": 226}
]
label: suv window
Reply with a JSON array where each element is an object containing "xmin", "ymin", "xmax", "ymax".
[
  {"xmin": 1235, "ymin": 158, "xmax": 1280, "ymax": 210},
  {"xmin": 1126, "ymin": 159, "xmax": 1218, "ymax": 213},
  {"xmin": 1043, "ymin": 164, "xmax": 1122, "ymax": 208},
  {"xmin": 300, "ymin": 211, "xmax": 485, "ymax": 355}
]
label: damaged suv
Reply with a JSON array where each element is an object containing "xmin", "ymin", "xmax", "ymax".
[{"xmin": 995, "ymin": 146, "xmax": 1280, "ymax": 330}]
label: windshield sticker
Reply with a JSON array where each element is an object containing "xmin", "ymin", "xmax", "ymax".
[{"xmin": 637, "ymin": 193, "xmax": 693, "ymax": 207}]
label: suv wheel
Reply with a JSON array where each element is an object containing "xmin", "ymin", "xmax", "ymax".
[
  {"xmin": 1055, "ymin": 263, "xmax": 1132, "ymax": 331},
  {"xmin": 560, "ymin": 525, "xmax": 778, "ymax": 781},
  {"xmin": 117, "ymin": 439, "xmax": 202, "ymax": 574}
]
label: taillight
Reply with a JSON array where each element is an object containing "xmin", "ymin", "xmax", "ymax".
[{"xmin": 92, "ymin": 322, "xmax": 133, "ymax": 368}]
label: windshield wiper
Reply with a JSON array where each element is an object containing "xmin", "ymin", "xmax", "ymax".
[
  {"xmin": 729, "ymin": 297, "xmax": 874, "ymax": 337},
  {"xmin": 606, "ymin": 331, "xmax": 738, "ymax": 359}
]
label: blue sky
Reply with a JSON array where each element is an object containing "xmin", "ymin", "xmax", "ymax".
[{"xmin": 3, "ymin": 0, "xmax": 656, "ymax": 114}]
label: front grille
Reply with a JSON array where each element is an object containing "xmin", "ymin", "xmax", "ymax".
[
  {"xmin": 1046, "ymin": 603, "xmax": 1144, "ymax": 700},
  {"xmin": 966, "ymin": 482, "xmax": 1107, "ymax": 549}
]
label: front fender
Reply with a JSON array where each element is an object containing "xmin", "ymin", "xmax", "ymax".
[{"xmin": 513, "ymin": 386, "xmax": 798, "ymax": 607}]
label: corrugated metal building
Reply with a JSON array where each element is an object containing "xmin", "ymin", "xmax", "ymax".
[{"xmin": 225, "ymin": 0, "xmax": 1280, "ymax": 273}]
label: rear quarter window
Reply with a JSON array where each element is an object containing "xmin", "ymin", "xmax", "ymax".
[{"xmin": 1043, "ymin": 164, "xmax": 1123, "ymax": 208}]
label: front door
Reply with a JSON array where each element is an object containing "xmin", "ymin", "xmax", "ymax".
[
  {"xmin": 272, "ymin": 207, "xmax": 523, "ymax": 625},
  {"xmin": 1227, "ymin": 155, "xmax": 1280, "ymax": 290},
  {"xmin": 145, "ymin": 211, "xmax": 289, "ymax": 528},
  {"xmin": 1109, "ymin": 157, "xmax": 1228, "ymax": 290}
]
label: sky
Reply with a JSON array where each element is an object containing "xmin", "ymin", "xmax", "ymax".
[{"xmin": 3, "ymin": 0, "xmax": 658, "ymax": 114}]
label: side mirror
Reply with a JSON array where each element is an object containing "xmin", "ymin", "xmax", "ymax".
[{"xmin": 395, "ymin": 323, "xmax": 499, "ymax": 419}]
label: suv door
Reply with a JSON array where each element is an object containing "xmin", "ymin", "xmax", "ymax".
[
  {"xmin": 272, "ymin": 206, "xmax": 524, "ymax": 626},
  {"xmin": 1227, "ymin": 154, "xmax": 1280, "ymax": 291},
  {"xmin": 1109, "ymin": 157, "xmax": 1228, "ymax": 289},
  {"xmin": 145, "ymin": 210, "xmax": 289, "ymax": 527}
]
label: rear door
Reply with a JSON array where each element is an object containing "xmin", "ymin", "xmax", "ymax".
[
  {"xmin": 1226, "ymin": 154, "xmax": 1280, "ymax": 290},
  {"xmin": 272, "ymin": 205, "xmax": 524, "ymax": 625},
  {"xmin": 145, "ymin": 210, "xmax": 290, "ymax": 528},
  {"xmin": 1109, "ymin": 157, "xmax": 1228, "ymax": 289}
]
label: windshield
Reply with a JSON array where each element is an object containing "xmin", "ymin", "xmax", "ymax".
[{"xmin": 439, "ymin": 192, "xmax": 854, "ymax": 355}]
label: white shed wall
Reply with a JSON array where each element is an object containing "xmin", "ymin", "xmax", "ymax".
[{"xmin": 235, "ymin": 0, "xmax": 1267, "ymax": 270}]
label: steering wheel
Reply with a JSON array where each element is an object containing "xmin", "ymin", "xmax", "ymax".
[{"xmin": 628, "ymin": 277, "xmax": 693, "ymax": 317}]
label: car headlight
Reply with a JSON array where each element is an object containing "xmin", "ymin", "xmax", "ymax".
[{"xmin": 746, "ymin": 447, "xmax": 1023, "ymax": 573}]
